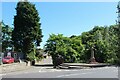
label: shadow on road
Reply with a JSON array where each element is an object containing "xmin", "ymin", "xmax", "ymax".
[{"xmin": 33, "ymin": 64, "xmax": 53, "ymax": 67}]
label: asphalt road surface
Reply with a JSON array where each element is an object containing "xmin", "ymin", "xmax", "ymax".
[{"xmin": 1, "ymin": 66, "xmax": 118, "ymax": 78}]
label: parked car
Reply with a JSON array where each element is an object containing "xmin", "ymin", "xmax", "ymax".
[{"xmin": 2, "ymin": 57, "xmax": 14, "ymax": 64}]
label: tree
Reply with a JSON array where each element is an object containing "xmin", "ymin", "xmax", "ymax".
[
  {"xmin": 12, "ymin": 1, "xmax": 43, "ymax": 61},
  {"xmin": 0, "ymin": 22, "xmax": 2, "ymax": 52},
  {"xmin": 45, "ymin": 25, "xmax": 119, "ymax": 65},
  {"xmin": 45, "ymin": 34, "xmax": 84, "ymax": 67},
  {"xmin": 0, "ymin": 21, "xmax": 13, "ymax": 52},
  {"xmin": 80, "ymin": 26, "xmax": 118, "ymax": 64},
  {"xmin": 117, "ymin": 3, "xmax": 120, "ymax": 65},
  {"xmin": 104, "ymin": 25, "xmax": 118, "ymax": 64},
  {"xmin": 44, "ymin": 34, "xmax": 65, "ymax": 67}
]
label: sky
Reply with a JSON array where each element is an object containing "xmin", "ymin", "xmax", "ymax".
[{"xmin": 1, "ymin": 2, "xmax": 118, "ymax": 49}]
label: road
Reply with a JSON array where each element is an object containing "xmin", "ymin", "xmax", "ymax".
[{"xmin": 1, "ymin": 66, "xmax": 118, "ymax": 78}]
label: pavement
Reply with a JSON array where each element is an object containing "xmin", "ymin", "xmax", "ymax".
[
  {"xmin": 59, "ymin": 63, "xmax": 111, "ymax": 69},
  {"xmin": 0, "ymin": 62, "xmax": 32, "ymax": 74},
  {"xmin": 0, "ymin": 56, "xmax": 52, "ymax": 74}
]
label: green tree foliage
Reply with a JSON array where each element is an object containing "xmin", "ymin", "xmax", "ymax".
[
  {"xmin": 0, "ymin": 21, "xmax": 13, "ymax": 52},
  {"xmin": 35, "ymin": 48, "xmax": 44, "ymax": 61},
  {"xmin": 117, "ymin": 24, "xmax": 120, "ymax": 65},
  {"xmin": 104, "ymin": 25, "xmax": 118, "ymax": 64},
  {"xmin": 116, "ymin": 3, "xmax": 120, "ymax": 65},
  {"xmin": 0, "ymin": 22, "xmax": 2, "ymax": 51},
  {"xmin": 45, "ymin": 34, "xmax": 84, "ymax": 66},
  {"xmin": 81, "ymin": 25, "xmax": 119, "ymax": 64},
  {"xmin": 45, "ymin": 25, "xmax": 119, "ymax": 65},
  {"xmin": 12, "ymin": 2, "xmax": 43, "ymax": 60}
]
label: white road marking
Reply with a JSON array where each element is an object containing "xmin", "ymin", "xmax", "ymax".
[
  {"xmin": 82, "ymin": 73, "xmax": 87, "ymax": 74},
  {"xmin": 57, "ymin": 72, "xmax": 92, "ymax": 78},
  {"xmin": 38, "ymin": 69, "xmax": 72, "ymax": 73},
  {"xmin": 39, "ymin": 70, "xmax": 47, "ymax": 72},
  {"xmin": 0, "ymin": 74, "xmax": 6, "ymax": 76}
]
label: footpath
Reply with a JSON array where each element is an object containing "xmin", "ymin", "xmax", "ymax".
[
  {"xmin": 59, "ymin": 63, "xmax": 111, "ymax": 68},
  {"xmin": 0, "ymin": 56, "xmax": 53, "ymax": 74},
  {"xmin": 0, "ymin": 62, "xmax": 32, "ymax": 74}
]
